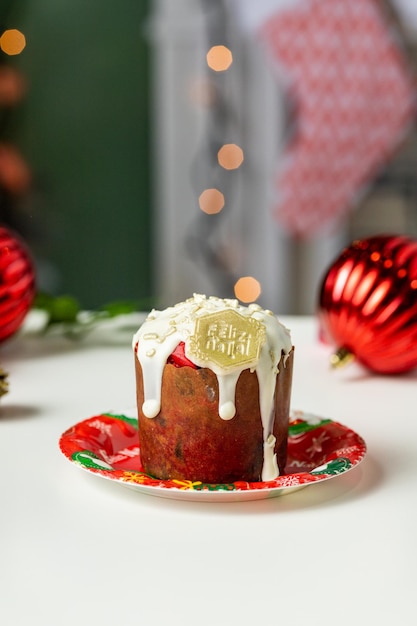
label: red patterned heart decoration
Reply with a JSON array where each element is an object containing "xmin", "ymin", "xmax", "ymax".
[
  {"xmin": 0, "ymin": 226, "xmax": 36, "ymax": 342},
  {"xmin": 318, "ymin": 234, "xmax": 417, "ymax": 374}
]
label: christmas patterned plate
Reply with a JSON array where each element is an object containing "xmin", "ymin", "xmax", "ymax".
[{"xmin": 59, "ymin": 409, "xmax": 367, "ymax": 502}]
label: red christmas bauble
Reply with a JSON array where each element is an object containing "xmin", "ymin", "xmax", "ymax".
[
  {"xmin": 0, "ymin": 226, "xmax": 36, "ymax": 342},
  {"xmin": 318, "ymin": 234, "xmax": 417, "ymax": 374}
]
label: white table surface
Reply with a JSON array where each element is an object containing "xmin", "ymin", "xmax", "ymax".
[{"xmin": 0, "ymin": 314, "xmax": 416, "ymax": 626}]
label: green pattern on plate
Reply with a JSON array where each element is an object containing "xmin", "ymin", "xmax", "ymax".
[
  {"xmin": 105, "ymin": 412, "xmax": 138, "ymax": 428},
  {"xmin": 288, "ymin": 418, "xmax": 332, "ymax": 436}
]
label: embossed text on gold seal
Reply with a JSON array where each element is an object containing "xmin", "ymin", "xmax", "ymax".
[{"xmin": 188, "ymin": 310, "xmax": 266, "ymax": 370}]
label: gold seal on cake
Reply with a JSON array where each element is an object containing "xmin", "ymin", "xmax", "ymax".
[{"xmin": 187, "ymin": 310, "xmax": 266, "ymax": 370}]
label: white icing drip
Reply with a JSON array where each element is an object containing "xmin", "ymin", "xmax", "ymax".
[
  {"xmin": 262, "ymin": 434, "xmax": 279, "ymax": 481},
  {"xmin": 217, "ymin": 372, "xmax": 241, "ymax": 420},
  {"xmin": 142, "ymin": 399, "xmax": 160, "ymax": 419},
  {"xmin": 138, "ymin": 331, "xmax": 183, "ymax": 418},
  {"xmin": 133, "ymin": 294, "xmax": 292, "ymax": 480},
  {"xmin": 219, "ymin": 401, "xmax": 236, "ymax": 421}
]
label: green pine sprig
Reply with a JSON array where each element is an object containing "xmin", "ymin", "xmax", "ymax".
[{"xmin": 32, "ymin": 292, "xmax": 155, "ymax": 339}]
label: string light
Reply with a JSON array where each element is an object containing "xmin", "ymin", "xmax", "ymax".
[
  {"xmin": 185, "ymin": 5, "xmax": 243, "ymax": 297},
  {"xmin": 198, "ymin": 188, "xmax": 225, "ymax": 215},
  {"xmin": 206, "ymin": 45, "xmax": 233, "ymax": 72},
  {"xmin": 234, "ymin": 276, "xmax": 262, "ymax": 303},
  {"xmin": 217, "ymin": 144, "xmax": 244, "ymax": 170},
  {"xmin": 0, "ymin": 29, "xmax": 26, "ymax": 56}
]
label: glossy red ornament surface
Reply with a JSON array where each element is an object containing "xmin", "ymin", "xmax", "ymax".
[
  {"xmin": 318, "ymin": 235, "xmax": 417, "ymax": 374},
  {"xmin": 0, "ymin": 226, "xmax": 36, "ymax": 342}
]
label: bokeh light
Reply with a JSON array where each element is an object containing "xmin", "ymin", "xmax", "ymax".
[
  {"xmin": 0, "ymin": 29, "xmax": 26, "ymax": 56},
  {"xmin": 198, "ymin": 188, "xmax": 225, "ymax": 214},
  {"xmin": 218, "ymin": 144, "xmax": 244, "ymax": 170},
  {"xmin": 0, "ymin": 66, "xmax": 26, "ymax": 105},
  {"xmin": 0, "ymin": 144, "xmax": 32, "ymax": 193},
  {"xmin": 206, "ymin": 45, "xmax": 233, "ymax": 72},
  {"xmin": 234, "ymin": 276, "xmax": 262, "ymax": 303}
]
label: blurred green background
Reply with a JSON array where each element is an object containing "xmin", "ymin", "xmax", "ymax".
[{"xmin": 2, "ymin": 0, "xmax": 152, "ymax": 309}]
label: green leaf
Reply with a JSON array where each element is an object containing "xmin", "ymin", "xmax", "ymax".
[
  {"xmin": 33, "ymin": 292, "xmax": 80, "ymax": 324},
  {"xmin": 99, "ymin": 300, "xmax": 140, "ymax": 318},
  {"xmin": 31, "ymin": 292, "xmax": 155, "ymax": 339}
]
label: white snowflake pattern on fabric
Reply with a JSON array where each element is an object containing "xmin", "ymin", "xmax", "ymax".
[{"xmin": 256, "ymin": 0, "xmax": 415, "ymax": 237}]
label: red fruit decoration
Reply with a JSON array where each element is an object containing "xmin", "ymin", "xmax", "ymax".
[
  {"xmin": 0, "ymin": 226, "xmax": 36, "ymax": 342},
  {"xmin": 168, "ymin": 342, "xmax": 197, "ymax": 368},
  {"xmin": 318, "ymin": 234, "xmax": 417, "ymax": 374}
]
